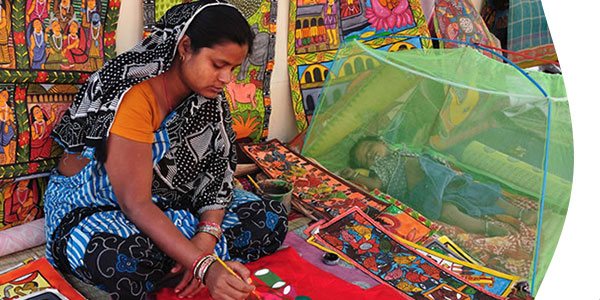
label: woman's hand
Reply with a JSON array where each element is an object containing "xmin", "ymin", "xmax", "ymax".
[
  {"xmin": 204, "ymin": 261, "xmax": 255, "ymax": 300},
  {"xmin": 171, "ymin": 263, "xmax": 205, "ymax": 298}
]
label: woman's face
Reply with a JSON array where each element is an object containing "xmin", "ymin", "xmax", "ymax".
[
  {"xmin": 355, "ymin": 140, "xmax": 390, "ymax": 169},
  {"xmin": 180, "ymin": 41, "xmax": 248, "ymax": 99},
  {"xmin": 0, "ymin": 91, "xmax": 8, "ymax": 105},
  {"xmin": 51, "ymin": 21, "xmax": 61, "ymax": 34},
  {"xmin": 33, "ymin": 20, "xmax": 43, "ymax": 32},
  {"xmin": 69, "ymin": 22, "xmax": 78, "ymax": 35},
  {"xmin": 32, "ymin": 107, "xmax": 44, "ymax": 121}
]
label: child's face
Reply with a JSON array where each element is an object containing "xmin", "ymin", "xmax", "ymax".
[{"xmin": 354, "ymin": 140, "xmax": 389, "ymax": 169}]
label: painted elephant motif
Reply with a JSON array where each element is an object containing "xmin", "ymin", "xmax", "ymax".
[
  {"xmin": 226, "ymin": 81, "xmax": 257, "ymax": 110},
  {"xmin": 237, "ymin": 24, "xmax": 270, "ymax": 81}
]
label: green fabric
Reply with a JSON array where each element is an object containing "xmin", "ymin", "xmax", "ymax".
[{"xmin": 302, "ymin": 40, "xmax": 572, "ymax": 295}]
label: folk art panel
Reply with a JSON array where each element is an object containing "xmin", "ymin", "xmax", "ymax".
[
  {"xmin": 0, "ymin": 257, "xmax": 86, "ymax": 299},
  {"xmin": 287, "ymin": 0, "xmax": 432, "ymax": 132},
  {"xmin": 0, "ymin": 0, "xmax": 120, "ymax": 230},
  {"xmin": 313, "ymin": 207, "xmax": 504, "ymax": 300},
  {"xmin": 241, "ymin": 139, "xmax": 391, "ymax": 219},
  {"xmin": 144, "ymin": 0, "xmax": 277, "ymax": 143}
]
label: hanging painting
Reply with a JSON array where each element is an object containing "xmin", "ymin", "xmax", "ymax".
[
  {"xmin": 0, "ymin": 0, "xmax": 120, "ymax": 230},
  {"xmin": 287, "ymin": 0, "xmax": 432, "ymax": 132}
]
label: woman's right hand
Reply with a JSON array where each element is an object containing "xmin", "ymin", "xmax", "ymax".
[{"xmin": 204, "ymin": 261, "xmax": 255, "ymax": 300}]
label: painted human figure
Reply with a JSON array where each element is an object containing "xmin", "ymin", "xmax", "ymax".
[
  {"xmin": 0, "ymin": 1, "xmax": 11, "ymax": 65},
  {"xmin": 340, "ymin": 0, "xmax": 361, "ymax": 18},
  {"xmin": 86, "ymin": 12, "xmax": 103, "ymax": 70},
  {"xmin": 30, "ymin": 104, "xmax": 58, "ymax": 160},
  {"xmin": 28, "ymin": 18, "xmax": 47, "ymax": 69},
  {"xmin": 3, "ymin": 180, "xmax": 40, "ymax": 225},
  {"xmin": 323, "ymin": 0, "xmax": 338, "ymax": 47},
  {"xmin": 53, "ymin": 0, "xmax": 74, "ymax": 31},
  {"xmin": 26, "ymin": 0, "xmax": 49, "ymax": 25},
  {"xmin": 0, "ymin": 89, "xmax": 14, "ymax": 163},
  {"xmin": 81, "ymin": 0, "xmax": 98, "ymax": 28},
  {"xmin": 62, "ymin": 20, "xmax": 88, "ymax": 68},
  {"xmin": 45, "ymin": 18, "xmax": 68, "ymax": 69}
]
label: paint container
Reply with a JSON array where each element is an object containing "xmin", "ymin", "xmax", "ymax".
[{"xmin": 256, "ymin": 179, "xmax": 293, "ymax": 214}]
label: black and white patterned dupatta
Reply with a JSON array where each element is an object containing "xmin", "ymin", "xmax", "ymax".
[{"xmin": 51, "ymin": 0, "xmax": 239, "ymax": 213}]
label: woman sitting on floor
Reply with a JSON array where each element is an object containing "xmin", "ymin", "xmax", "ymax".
[{"xmin": 43, "ymin": 2, "xmax": 287, "ymax": 300}]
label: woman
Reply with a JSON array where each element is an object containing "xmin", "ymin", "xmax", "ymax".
[
  {"xmin": 29, "ymin": 104, "xmax": 57, "ymax": 160},
  {"xmin": 44, "ymin": 17, "xmax": 68, "ymax": 70},
  {"xmin": 28, "ymin": 18, "xmax": 47, "ymax": 69},
  {"xmin": 61, "ymin": 19, "xmax": 87, "ymax": 69},
  {"xmin": 44, "ymin": 2, "xmax": 287, "ymax": 300},
  {"xmin": 340, "ymin": 136, "xmax": 537, "ymax": 237}
]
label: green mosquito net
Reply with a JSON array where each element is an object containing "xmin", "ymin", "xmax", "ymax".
[{"xmin": 301, "ymin": 39, "xmax": 572, "ymax": 296}]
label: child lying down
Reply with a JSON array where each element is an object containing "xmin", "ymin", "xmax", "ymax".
[{"xmin": 339, "ymin": 136, "xmax": 537, "ymax": 237}]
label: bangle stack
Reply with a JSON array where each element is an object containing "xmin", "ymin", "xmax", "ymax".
[
  {"xmin": 197, "ymin": 221, "xmax": 223, "ymax": 241},
  {"xmin": 192, "ymin": 253, "xmax": 217, "ymax": 283}
]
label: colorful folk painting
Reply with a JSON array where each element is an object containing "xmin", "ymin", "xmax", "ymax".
[
  {"xmin": 432, "ymin": 0, "xmax": 501, "ymax": 59},
  {"xmin": 144, "ymin": 0, "xmax": 277, "ymax": 143},
  {"xmin": 425, "ymin": 235, "xmax": 478, "ymax": 265},
  {"xmin": 241, "ymin": 139, "xmax": 390, "ymax": 219},
  {"xmin": 288, "ymin": 0, "xmax": 432, "ymax": 132},
  {"xmin": 313, "ymin": 207, "xmax": 503, "ymax": 300},
  {"xmin": 403, "ymin": 238, "xmax": 520, "ymax": 297},
  {"xmin": 0, "ymin": 177, "xmax": 46, "ymax": 229},
  {"xmin": 0, "ymin": 257, "xmax": 85, "ymax": 300},
  {"xmin": 371, "ymin": 189, "xmax": 439, "ymax": 245},
  {"xmin": 0, "ymin": 0, "xmax": 119, "ymax": 228}
]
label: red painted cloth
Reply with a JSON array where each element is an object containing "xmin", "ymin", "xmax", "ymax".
[{"xmin": 154, "ymin": 247, "xmax": 410, "ymax": 300}]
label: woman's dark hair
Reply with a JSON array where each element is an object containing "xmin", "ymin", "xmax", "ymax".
[
  {"xmin": 185, "ymin": 5, "xmax": 254, "ymax": 54},
  {"xmin": 348, "ymin": 136, "xmax": 381, "ymax": 169}
]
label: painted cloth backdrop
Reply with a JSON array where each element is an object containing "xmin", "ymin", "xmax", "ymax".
[
  {"xmin": 143, "ymin": 0, "xmax": 277, "ymax": 143},
  {"xmin": 287, "ymin": 0, "xmax": 432, "ymax": 132},
  {"xmin": 0, "ymin": 0, "xmax": 120, "ymax": 230}
]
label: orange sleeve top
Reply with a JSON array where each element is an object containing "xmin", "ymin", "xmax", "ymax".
[{"xmin": 109, "ymin": 80, "xmax": 162, "ymax": 143}]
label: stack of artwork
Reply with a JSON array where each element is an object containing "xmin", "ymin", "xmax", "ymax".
[
  {"xmin": 241, "ymin": 139, "xmax": 391, "ymax": 219},
  {"xmin": 311, "ymin": 207, "xmax": 516, "ymax": 299}
]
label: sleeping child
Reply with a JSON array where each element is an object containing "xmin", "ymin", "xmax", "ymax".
[{"xmin": 339, "ymin": 136, "xmax": 537, "ymax": 237}]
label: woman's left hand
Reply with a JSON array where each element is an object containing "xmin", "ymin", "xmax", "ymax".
[{"xmin": 172, "ymin": 263, "xmax": 205, "ymax": 298}]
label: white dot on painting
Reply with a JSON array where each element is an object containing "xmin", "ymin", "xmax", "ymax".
[
  {"xmin": 283, "ymin": 285, "xmax": 291, "ymax": 295},
  {"xmin": 272, "ymin": 281, "xmax": 286, "ymax": 289},
  {"xmin": 254, "ymin": 269, "xmax": 269, "ymax": 276}
]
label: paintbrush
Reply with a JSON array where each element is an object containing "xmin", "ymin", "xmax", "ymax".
[
  {"xmin": 211, "ymin": 254, "xmax": 262, "ymax": 300},
  {"xmin": 246, "ymin": 174, "xmax": 263, "ymax": 194}
]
